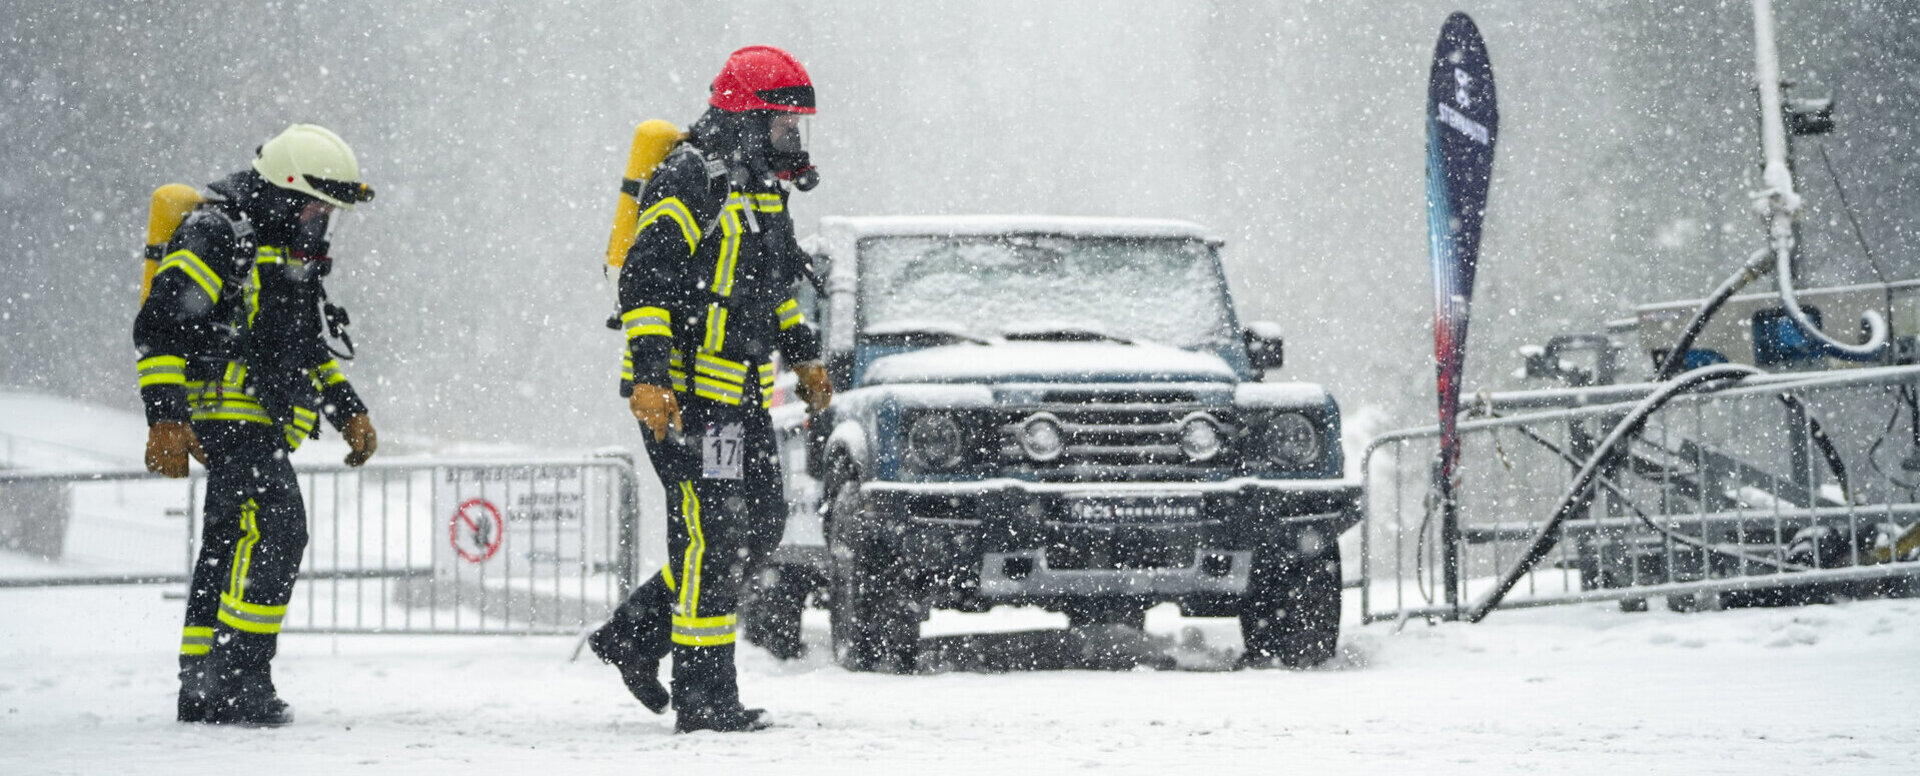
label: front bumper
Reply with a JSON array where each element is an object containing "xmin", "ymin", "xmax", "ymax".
[{"xmin": 860, "ymin": 478, "xmax": 1360, "ymax": 605}]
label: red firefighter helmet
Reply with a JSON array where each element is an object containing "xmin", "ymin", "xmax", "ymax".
[{"xmin": 709, "ymin": 46, "xmax": 816, "ymax": 114}]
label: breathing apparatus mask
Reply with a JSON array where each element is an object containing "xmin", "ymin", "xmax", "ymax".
[{"xmin": 767, "ymin": 113, "xmax": 818, "ymax": 191}]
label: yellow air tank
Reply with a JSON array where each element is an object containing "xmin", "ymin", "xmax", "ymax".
[
  {"xmin": 603, "ymin": 119, "xmax": 684, "ymax": 271},
  {"xmin": 142, "ymin": 184, "xmax": 203, "ymax": 303}
]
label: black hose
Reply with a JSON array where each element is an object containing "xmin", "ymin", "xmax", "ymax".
[
  {"xmin": 1654, "ymin": 249, "xmax": 1772, "ymax": 381},
  {"xmin": 1465, "ymin": 363, "xmax": 1761, "ymax": 622}
]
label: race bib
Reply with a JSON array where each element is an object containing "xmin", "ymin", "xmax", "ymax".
[{"xmin": 701, "ymin": 422, "xmax": 745, "ymax": 480}]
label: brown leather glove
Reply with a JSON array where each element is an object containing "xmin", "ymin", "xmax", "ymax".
[
  {"xmin": 629, "ymin": 384, "xmax": 682, "ymax": 442},
  {"xmin": 343, "ymin": 413, "xmax": 378, "ymax": 467},
  {"xmin": 144, "ymin": 421, "xmax": 206, "ymax": 478},
  {"xmin": 792, "ymin": 361, "xmax": 833, "ymax": 414}
]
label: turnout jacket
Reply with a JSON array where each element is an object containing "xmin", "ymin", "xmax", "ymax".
[
  {"xmin": 617, "ymin": 143, "xmax": 820, "ymax": 411},
  {"xmin": 133, "ymin": 189, "xmax": 366, "ymax": 451}
]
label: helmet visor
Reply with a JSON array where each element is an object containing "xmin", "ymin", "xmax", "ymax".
[{"xmin": 769, "ymin": 114, "xmax": 809, "ymax": 155}]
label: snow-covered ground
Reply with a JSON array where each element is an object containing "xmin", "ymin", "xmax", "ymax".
[
  {"xmin": 5, "ymin": 391, "xmax": 1919, "ymax": 774},
  {"xmin": 3, "ymin": 586, "xmax": 1918, "ymax": 774}
]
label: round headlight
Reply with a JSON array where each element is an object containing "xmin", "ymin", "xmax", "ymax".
[
  {"xmin": 1018, "ymin": 414, "xmax": 1066, "ymax": 462},
  {"xmin": 907, "ymin": 413, "xmax": 966, "ymax": 470},
  {"xmin": 1264, "ymin": 412, "xmax": 1321, "ymax": 467},
  {"xmin": 1178, "ymin": 414, "xmax": 1224, "ymax": 462}
]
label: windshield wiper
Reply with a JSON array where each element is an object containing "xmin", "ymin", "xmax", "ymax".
[
  {"xmin": 861, "ymin": 323, "xmax": 992, "ymax": 347},
  {"xmin": 1000, "ymin": 324, "xmax": 1133, "ymax": 345}
]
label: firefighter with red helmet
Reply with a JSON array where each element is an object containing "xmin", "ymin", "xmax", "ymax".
[{"xmin": 587, "ymin": 45, "xmax": 833, "ymax": 734}]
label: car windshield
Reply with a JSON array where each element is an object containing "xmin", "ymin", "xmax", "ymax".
[{"xmin": 858, "ymin": 235, "xmax": 1236, "ymax": 350}]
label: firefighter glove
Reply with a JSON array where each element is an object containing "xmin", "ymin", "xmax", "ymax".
[
  {"xmin": 145, "ymin": 421, "xmax": 206, "ymax": 479},
  {"xmin": 793, "ymin": 361, "xmax": 833, "ymax": 414},
  {"xmin": 630, "ymin": 384, "xmax": 682, "ymax": 442},
  {"xmin": 343, "ymin": 413, "xmax": 378, "ymax": 467}
]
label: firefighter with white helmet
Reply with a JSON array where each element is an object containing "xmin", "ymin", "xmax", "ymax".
[{"xmin": 135, "ymin": 123, "xmax": 378, "ymax": 727}]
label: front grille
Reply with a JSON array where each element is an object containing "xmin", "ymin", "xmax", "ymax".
[{"xmin": 994, "ymin": 401, "xmax": 1237, "ymax": 481}]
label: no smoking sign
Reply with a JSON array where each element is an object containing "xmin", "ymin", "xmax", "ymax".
[{"xmin": 449, "ymin": 498, "xmax": 504, "ymax": 563}]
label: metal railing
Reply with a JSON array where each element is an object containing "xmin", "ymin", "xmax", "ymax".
[
  {"xmin": 1361, "ymin": 365, "xmax": 1920, "ymax": 623},
  {"xmin": 2, "ymin": 453, "xmax": 645, "ymax": 635}
]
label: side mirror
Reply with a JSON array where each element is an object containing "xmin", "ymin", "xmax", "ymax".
[{"xmin": 1243, "ymin": 321, "xmax": 1284, "ymax": 371}]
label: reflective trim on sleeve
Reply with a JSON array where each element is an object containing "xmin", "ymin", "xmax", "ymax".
[
  {"xmin": 137, "ymin": 355, "xmax": 188, "ymax": 388},
  {"xmin": 157, "ymin": 250, "xmax": 222, "ymax": 303},
  {"xmin": 283, "ymin": 406, "xmax": 318, "ymax": 450},
  {"xmin": 758, "ymin": 363, "xmax": 777, "ymax": 409},
  {"xmin": 311, "ymin": 359, "xmax": 347, "ymax": 386},
  {"xmin": 776, "ymin": 299, "xmax": 804, "ymax": 331},
  {"xmin": 635, "ymin": 197, "xmax": 700, "ymax": 255},
  {"xmin": 622, "ymin": 306, "xmax": 672, "ymax": 340}
]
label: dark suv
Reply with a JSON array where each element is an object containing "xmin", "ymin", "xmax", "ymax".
[{"xmin": 744, "ymin": 215, "xmax": 1360, "ymax": 672}]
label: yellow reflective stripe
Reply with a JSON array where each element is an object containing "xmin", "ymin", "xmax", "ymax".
[
  {"xmin": 227, "ymin": 500, "xmax": 260, "ymax": 603},
  {"xmin": 661, "ymin": 564, "xmax": 676, "ymax": 593},
  {"xmin": 218, "ymin": 593, "xmax": 286, "ymax": 635},
  {"xmin": 671, "ymin": 612, "xmax": 739, "ymax": 647},
  {"xmin": 137, "ymin": 355, "xmax": 187, "ymax": 388},
  {"xmin": 675, "ymin": 482, "xmax": 705, "ymax": 619},
  {"xmin": 692, "ymin": 379, "xmax": 744, "ymax": 405},
  {"xmin": 776, "ymin": 299, "xmax": 804, "ymax": 331},
  {"xmin": 311, "ymin": 359, "xmax": 347, "ymax": 386},
  {"xmin": 622, "ymin": 306, "xmax": 672, "ymax": 340},
  {"xmin": 180, "ymin": 626, "xmax": 214, "ymax": 656},
  {"xmin": 745, "ymin": 192, "xmax": 783, "ymax": 212},
  {"xmin": 713, "ymin": 206, "xmax": 743, "ymax": 297},
  {"xmin": 619, "ymin": 351, "xmax": 635, "ymax": 382},
  {"xmin": 283, "ymin": 407, "xmax": 318, "ymax": 448},
  {"xmin": 254, "ymin": 246, "xmax": 287, "ymax": 265},
  {"xmin": 157, "ymin": 250, "xmax": 221, "ymax": 303},
  {"xmin": 701, "ymin": 304, "xmax": 728, "ymax": 353},
  {"xmin": 635, "ymin": 197, "xmax": 700, "ymax": 255},
  {"xmin": 693, "ymin": 352, "xmax": 748, "ymax": 381}
]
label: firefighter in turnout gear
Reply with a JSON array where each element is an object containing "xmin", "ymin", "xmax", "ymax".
[
  {"xmin": 135, "ymin": 124, "xmax": 378, "ymax": 727},
  {"xmin": 587, "ymin": 45, "xmax": 834, "ymax": 734}
]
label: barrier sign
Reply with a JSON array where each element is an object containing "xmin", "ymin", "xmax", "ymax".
[
  {"xmin": 432, "ymin": 464, "xmax": 604, "ymax": 580},
  {"xmin": 450, "ymin": 498, "xmax": 504, "ymax": 562}
]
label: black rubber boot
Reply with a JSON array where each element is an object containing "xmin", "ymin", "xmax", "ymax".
[
  {"xmin": 672, "ymin": 644, "xmax": 768, "ymax": 733},
  {"xmin": 588, "ymin": 624, "xmax": 670, "ymax": 714},
  {"xmin": 196, "ymin": 651, "xmax": 294, "ymax": 727},
  {"xmin": 176, "ymin": 657, "xmax": 215, "ymax": 724},
  {"xmin": 674, "ymin": 704, "xmax": 771, "ymax": 734}
]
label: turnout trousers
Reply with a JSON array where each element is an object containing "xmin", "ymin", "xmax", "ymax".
[
  {"xmin": 597, "ymin": 409, "xmax": 786, "ymax": 712},
  {"xmin": 178, "ymin": 421, "xmax": 309, "ymax": 703}
]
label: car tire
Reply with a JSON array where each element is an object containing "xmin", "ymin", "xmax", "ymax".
[
  {"xmin": 825, "ymin": 472, "xmax": 921, "ymax": 673},
  {"xmin": 742, "ymin": 564, "xmax": 814, "ymax": 661},
  {"xmin": 1240, "ymin": 541, "xmax": 1341, "ymax": 668}
]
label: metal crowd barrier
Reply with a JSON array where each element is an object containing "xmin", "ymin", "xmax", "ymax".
[
  {"xmin": 1, "ymin": 454, "xmax": 644, "ymax": 635},
  {"xmin": 1360, "ymin": 365, "xmax": 1920, "ymax": 623}
]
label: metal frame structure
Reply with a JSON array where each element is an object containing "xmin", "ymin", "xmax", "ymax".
[
  {"xmin": 1, "ymin": 454, "xmax": 645, "ymax": 635},
  {"xmin": 1361, "ymin": 366, "xmax": 1920, "ymax": 624}
]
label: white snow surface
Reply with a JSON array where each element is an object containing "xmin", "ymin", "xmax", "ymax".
[
  {"xmin": 822, "ymin": 214, "xmax": 1218, "ymax": 242},
  {"xmin": 3, "ymin": 586, "xmax": 1919, "ymax": 774},
  {"xmin": 7, "ymin": 391, "xmax": 1920, "ymax": 774}
]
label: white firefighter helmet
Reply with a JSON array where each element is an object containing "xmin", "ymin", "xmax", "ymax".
[{"xmin": 251, "ymin": 124, "xmax": 372, "ymax": 208}]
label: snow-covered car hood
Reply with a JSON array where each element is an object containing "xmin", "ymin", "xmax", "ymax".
[{"xmin": 860, "ymin": 341, "xmax": 1240, "ymax": 386}]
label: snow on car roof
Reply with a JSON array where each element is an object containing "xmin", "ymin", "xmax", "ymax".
[{"xmin": 822, "ymin": 215, "xmax": 1221, "ymax": 243}]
